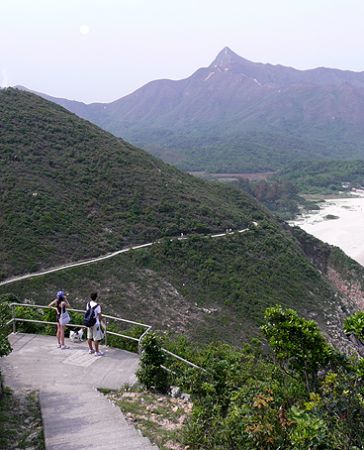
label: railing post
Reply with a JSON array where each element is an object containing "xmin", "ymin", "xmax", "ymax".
[
  {"xmin": 12, "ymin": 303, "xmax": 16, "ymax": 334},
  {"xmin": 138, "ymin": 326, "xmax": 152, "ymax": 355}
]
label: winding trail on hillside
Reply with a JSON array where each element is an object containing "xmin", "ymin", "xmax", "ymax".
[{"xmin": 0, "ymin": 227, "xmax": 251, "ymax": 287}]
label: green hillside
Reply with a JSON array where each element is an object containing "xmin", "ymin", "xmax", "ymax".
[
  {"xmin": 2, "ymin": 222, "xmax": 363, "ymax": 347},
  {"xmin": 274, "ymin": 160, "xmax": 364, "ymax": 193},
  {"xmin": 0, "ymin": 88, "xmax": 263, "ymax": 280},
  {"xmin": 2, "ymin": 88, "xmax": 364, "ymax": 346}
]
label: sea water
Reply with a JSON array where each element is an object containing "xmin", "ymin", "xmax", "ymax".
[{"xmin": 290, "ymin": 191, "xmax": 364, "ymax": 266}]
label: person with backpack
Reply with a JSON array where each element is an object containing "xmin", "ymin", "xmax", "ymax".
[
  {"xmin": 84, "ymin": 292, "xmax": 104, "ymax": 356},
  {"xmin": 48, "ymin": 290, "xmax": 71, "ymax": 349}
]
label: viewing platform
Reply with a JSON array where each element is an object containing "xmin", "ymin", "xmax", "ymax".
[{"xmin": 1, "ymin": 333, "xmax": 159, "ymax": 450}]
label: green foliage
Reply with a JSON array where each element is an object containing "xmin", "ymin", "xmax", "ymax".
[
  {"xmin": 235, "ymin": 178, "xmax": 302, "ymax": 220},
  {"xmin": 0, "ymin": 303, "xmax": 11, "ymax": 358},
  {"xmin": 129, "ymin": 307, "xmax": 363, "ymax": 449},
  {"xmin": 14, "ymin": 306, "xmax": 47, "ymax": 334},
  {"xmin": 0, "ymin": 389, "xmax": 45, "ymax": 449},
  {"xmin": 1, "ymin": 88, "xmax": 263, "ymax": 281},
  {"xmin": 344, "ymin": 312, "xmax": 364, "ymax": 341},
  {"xmin": 105, "ymin": 324, "xmax": 144, "ymax": 353},
  {"xmin": 229, "ymin": 159, "xmax": 364, "ymax": 220},
  {"xmin": 137, "ymin": 332, "xmax": 169, "ymax": 394},
  {"xmin": 0, "ymin": 223, "xmax": 344, "ymax": 345},
  {"xmin": 275, "ymin": 160, "xmax": 364, "ymax": 194},
  {"xmin": 288, "ymin": 405, "xmax": 328, "ymax": 449},
  {"xmin": 261, "ymin": 305, "xmax": 334, "ymax": 391}
]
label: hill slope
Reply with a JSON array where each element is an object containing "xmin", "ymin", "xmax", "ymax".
[
  {"xmin": 30, "ymin": 47, "xmax": 364, "ymax": 172},
  {"xmin": 2, "ymin": 88, "xmax": 364, "ymax": 347},
  {"xmin": 0, "ymin": 88, "xmax": 264, "ymax": 280}
]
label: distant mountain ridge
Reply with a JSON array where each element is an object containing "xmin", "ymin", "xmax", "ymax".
[{"xmin": 18, "ymin": 47, "xmax": 364, "ymax": 172}]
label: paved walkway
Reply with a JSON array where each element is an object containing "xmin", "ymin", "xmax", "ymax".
[
  {"xmin": 1, "ymin": 333, "xmax": 159, "ymax": 450},
  {"xmin": 0, "ymin": 227, "xmax": 250, "ymax": 286}
]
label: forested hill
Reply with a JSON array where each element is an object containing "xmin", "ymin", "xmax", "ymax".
[
  {"xmin": 26, "ymin": 47, "xmax": 364, "ymax": 172},
  {"xmin": 0, "ymin": 88, "xmax": 265, "ymax": 280}
]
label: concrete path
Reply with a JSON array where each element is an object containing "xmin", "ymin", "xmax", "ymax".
[
  {"xmin": 1, "ymin": 333, "xmax": 159, "ymax": 450},
  {"xmin": 0, "ymin": 227, "xmax": 250, "ymax": 286}
]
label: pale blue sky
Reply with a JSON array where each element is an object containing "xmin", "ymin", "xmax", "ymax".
[{"xmin": 1, "ymin": 0, "xmax": 363, "ymax": 102}]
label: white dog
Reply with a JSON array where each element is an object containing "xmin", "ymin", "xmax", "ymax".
[{"xmin": 69, "ymin": 328, "xmax": 84, "ymax": 343}]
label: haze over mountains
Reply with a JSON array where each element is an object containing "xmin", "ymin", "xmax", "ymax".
[{"xmin": 24, "ymin": 47, "xmax": 364, "ymax": 172}]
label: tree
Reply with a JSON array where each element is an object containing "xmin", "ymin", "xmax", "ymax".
[
  {"xmin": 137, "ymin": 332, "xmax": 169, "ymax": 393},
  {"xmin": 261, "ymin": 305, "xmax": 334, "ymax": 391}
]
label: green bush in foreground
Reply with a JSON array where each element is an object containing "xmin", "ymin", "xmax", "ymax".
[
  {"xmin": 344, "ymin": 311, "xmax": 364, "ymax": 342},
  {"xmin": 137, "ymin": 332, "xmax": 169, "ymax": 394},
  {"xmin": 0, "ymin": 303, "xmax": 11, "ymax": 358},
  {"xmin": 138, "ymin": 307, "xmax": 364, "ymax": 449}
]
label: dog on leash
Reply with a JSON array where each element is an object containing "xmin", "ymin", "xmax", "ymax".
[{"xmin": 69, "ymin": 328, "xmax": 84, "ymax": 343}]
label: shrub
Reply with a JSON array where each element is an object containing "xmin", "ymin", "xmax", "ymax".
[
  {"xmin": 137, "ymin": 332, "xmax": 169, "ymax": 393},
  {"xmin": 261, "ymin": 305, "xmax": 334, "ymax": 391}
]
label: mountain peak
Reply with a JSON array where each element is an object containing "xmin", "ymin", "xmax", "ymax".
[{"xmin": 211, "ymin": 47, "xmax": 244, "ymax": 68}]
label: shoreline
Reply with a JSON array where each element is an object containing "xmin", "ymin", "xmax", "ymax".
[{"xmin": 290, "ymin": 190, "xmax": 364, "ymax": 266}]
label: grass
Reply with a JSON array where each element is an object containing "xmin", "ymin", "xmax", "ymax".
[
  {"xmin": 0, "ymin": 386, "xmax": 45, "ymax": 449},
  {"xmin": 104, "ymin": 386, "xmax": 191, "ymax": 450}
]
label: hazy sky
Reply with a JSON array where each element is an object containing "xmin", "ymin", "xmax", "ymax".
[{"xmin": 1, "ymin": 0, "xmax": 363, "ymax": 103}]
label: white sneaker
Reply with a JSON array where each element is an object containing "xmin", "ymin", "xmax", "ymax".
[
  {"xmin": 61, "ymin": 345, "xmax": 70, "ymax": 350},
  {"xmin": 88, "ymin": 349, "xmax": 95, "ymax": 354},
  {"xmin": 56, "ymin": 344, "xmax": 61, "ymax": 348},
  {"xmin": 95, "ymin": 351, "xmax": 104, "ymax": 357}
]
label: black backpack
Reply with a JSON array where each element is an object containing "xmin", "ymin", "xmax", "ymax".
[{"xmin": 83, "ymin": 302, "xmax": 99, "ymax": 327}]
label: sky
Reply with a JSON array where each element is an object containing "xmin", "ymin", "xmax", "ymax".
[{"xmin": 1, "ymin": 0, "xmax": 364, "ymax": 103}]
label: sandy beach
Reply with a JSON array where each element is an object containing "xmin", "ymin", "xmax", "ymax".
[{"xmin": 290, "ymin": 192, "xmax": 364, "ymax": 266}]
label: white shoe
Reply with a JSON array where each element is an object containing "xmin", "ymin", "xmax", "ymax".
[
  {"xmin": 61, "ymin": 345, "xmax": 70, "ymax": 350},
  {"xmin": 88, "ymin": 349, "xmax": 95, "ymax": 354},
  {"xmin": 56, "ymin": 344, "xmax": 61, "ymax": 348},
  {"xmin": 95, "ymin": 351, "xmax": 104, "ymax": 357}
]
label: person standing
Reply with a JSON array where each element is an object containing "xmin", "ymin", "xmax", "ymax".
[
  {"xmin": 48, "ymin": 290, "xmax": 70, "ymax": 349},
  {"xmin": 86, "ymin": 292, "xmax": 104, "ymax": 356}
]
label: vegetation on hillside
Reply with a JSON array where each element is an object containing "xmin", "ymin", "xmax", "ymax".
[
  {"xmin": 274, "ymin": 160, "xmax": 364, "ymax": 194},
  {"xmin": 0, "ymin": 389, "xmax": 44, "ymax": 450},
  {"xmin": 0, "ymin": 88, "xmax": 264, "ymax": 280},
  {"xmin": 137, "ymin": 307, "xmax": 364, "ymax": 449},
  {"xmin": 0, "ymin": 223, "xmax": 354, "ymax": 345},
  {"xmin": 227, "ymin": 160, "xmax": 364, "ymax": 219}
]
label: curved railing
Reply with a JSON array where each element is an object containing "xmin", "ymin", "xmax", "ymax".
[
  {"xmin": 6, "ymin": 302, "xmax": 203, "ymax": 371},
  {"xmin": 6, "ymin": 302, "xmax": 151, "ymax": 353}
]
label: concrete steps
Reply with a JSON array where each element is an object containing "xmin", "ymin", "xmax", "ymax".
[{"xmin": 1, "ymin": 334, "xmax": 159, "ymax": 450}]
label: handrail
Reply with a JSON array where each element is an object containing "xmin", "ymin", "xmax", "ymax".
[
  {"xmin": 161, "ymin": 347, "xmax": 206, "ymax": 372},
  {"xmin": 9, "ymin": 302, "xmax": 152, "ymax": 353},
  {"xmin": 9, "ymin": 303, "xmax": 152, "ymax": 329},
  {"xmin": 7, "ymin": 303, "xmax": 203, "ymax": 373}
]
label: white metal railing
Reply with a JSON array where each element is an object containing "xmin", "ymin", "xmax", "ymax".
[
  {"xmin": 7, "ymin": 302, "xmax": 152, "ymax": 354},
  {"xmin": 6, "ymin": 302, "xmax": 204, "ymax": 371}
]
